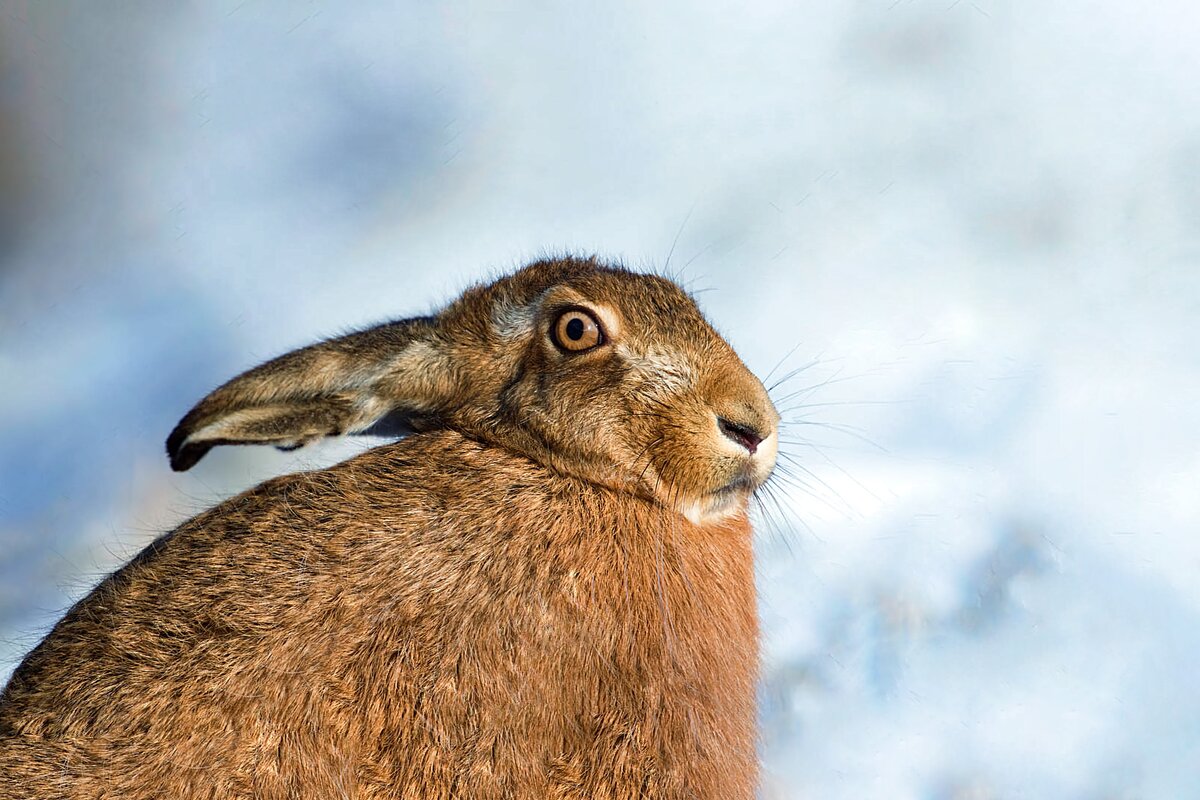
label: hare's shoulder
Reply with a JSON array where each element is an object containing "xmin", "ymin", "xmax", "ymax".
[
  {"xmin": 0, "ymin": 431, "xmax": 560, "ymax": 730},
  {"xmin": 163, "ymin": 429, "xmax": 560, "ymax": 548}
]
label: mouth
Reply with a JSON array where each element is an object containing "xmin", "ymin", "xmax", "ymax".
[
  {"xmin": 673, "ymin": 473, "xmax": 756, "ymax": 525},
  {"xmin": 710, "ymin": 474, "xmax": 755, "ymax": 498}
]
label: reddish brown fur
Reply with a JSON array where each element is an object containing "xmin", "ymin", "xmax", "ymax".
[{"xmin": 0, "ymin": 257, "xmax": 777, "ymax": 798}]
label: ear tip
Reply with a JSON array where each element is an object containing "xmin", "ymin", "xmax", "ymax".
[
  {"xmin": 168, "ymin": 451, "xmax": 194, "ymax": 472},
  {"xmin": 166, "ymin": 424, "xmax": 205, "ymax": 472}
]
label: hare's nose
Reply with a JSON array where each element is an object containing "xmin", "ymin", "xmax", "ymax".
[{"xmin": 717, "ymin": 417, "xmax": 765, "ymax": 455}]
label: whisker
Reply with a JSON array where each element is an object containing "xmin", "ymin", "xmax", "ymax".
[
  {"xmin": 767, "ymin": 357, "xmax": 824, "ymax": 394},
  {"xmin": 762, "ymin": 342, "xmax": 806, "ymax": 385},
  {"xmin": 772, "ymin": 459, "xmax": 856, "ymax": 518},
  {"xmin": 770, "ymin": 364, "xmax": 847, "ymax": 405},
  {"xmin": 780, "ymin": 419, "xmax": 888, "ymax": 453},
  {"xmin": 800, "ymin": 440, "xmax": 884, "ymax": 506},
  {"xmin": 751, "ymin": 483, "xmax": 796, "ymax": 557},
  {"xmin": 679, "ymin": 244, "xmax": 713, "ymax": 275},
  {"xmin": 663, "ymin": 204, "xmax": 696, "ymax": 275},
  {"xmin": 780, "ymin": 399, "xmax": 904, "ymax": 412}
]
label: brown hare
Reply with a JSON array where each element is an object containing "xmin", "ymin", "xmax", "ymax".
[{"xmin": 0, "ymin": 256, "xmax": 779, "ymax": 799}]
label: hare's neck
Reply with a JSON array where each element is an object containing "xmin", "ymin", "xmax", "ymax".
[{"xmin": 589, "ymin": 508, "xmax": 761, "ymax": 796}]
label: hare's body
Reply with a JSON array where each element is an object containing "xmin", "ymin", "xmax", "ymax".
[
  {"xmin": 1, "ymin": 432, "xmax": 758, "ymax": 798},
  {"xmin": 0, "ymin": 258, "xmax": 777, "ymax": 798}
]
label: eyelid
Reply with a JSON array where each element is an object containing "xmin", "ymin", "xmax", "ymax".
[
  {"xmin": 554, "ymin": 305, "xmax": 602, "ymax": 331},
  {"xmin": 539, "ymin": 292, "xmax": 621, "ymax": 342}
]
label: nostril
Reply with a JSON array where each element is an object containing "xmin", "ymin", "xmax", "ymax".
[{"xmin": 718, "ymin": 417, "xmax": 764, "ymax": 455}]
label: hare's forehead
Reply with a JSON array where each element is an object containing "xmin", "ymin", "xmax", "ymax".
[
  {"xmin": 492, "ymin": 280, "xmax": 705, "ymax": 328},
  {"xmin": 487, "ymin": 289, "xmax": 624, "ymax": 340}
]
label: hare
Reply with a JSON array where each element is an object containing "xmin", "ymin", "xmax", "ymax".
[{"xmin": 0, "ymin": 256, "xmax": 779, "ymax": 799}]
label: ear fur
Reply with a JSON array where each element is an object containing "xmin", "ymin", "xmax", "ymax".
[{"xmin": 166, "ymin": 315, "xmax": 447, "ymax": 471}]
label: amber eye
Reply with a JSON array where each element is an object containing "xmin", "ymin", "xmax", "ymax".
[{"xmin": 552, "ymin": 308, "xmax": 604, "ymax": 352}]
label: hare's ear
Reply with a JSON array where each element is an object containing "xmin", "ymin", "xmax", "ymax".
[{"xmin": 166, "ymin": 315, "xmax": 452, "ymax": 471}]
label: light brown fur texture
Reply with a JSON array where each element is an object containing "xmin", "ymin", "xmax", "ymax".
[{"xmin": 0, "ymin": 257, "xmax": 779, "ymax": 799}]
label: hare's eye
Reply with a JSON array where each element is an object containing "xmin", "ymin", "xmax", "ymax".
[{"xmin": 552, "ymin": 309, "xmax": 604, "ymax": 352}]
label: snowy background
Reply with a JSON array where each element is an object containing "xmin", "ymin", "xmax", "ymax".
[{"xmin": 2, "ymin": 1, "xmax": 1199, "ymax": 796}]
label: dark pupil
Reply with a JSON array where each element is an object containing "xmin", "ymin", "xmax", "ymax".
[{"xmin": 566, "ymin": 317, "xmax": 585, "ymax": 340}]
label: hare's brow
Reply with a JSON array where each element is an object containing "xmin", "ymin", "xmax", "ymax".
[{"xmin": 491, "ymin": 296, "xmax": 537, "ymax": 340}]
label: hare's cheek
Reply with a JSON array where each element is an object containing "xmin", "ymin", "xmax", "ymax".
[
  {"xmin": 653, "ymin": 432, "xmax": 723, "ymax": 493},
  {"xmin": 620, "ymin": 347, "xmax": 696, "ymax": 399}
]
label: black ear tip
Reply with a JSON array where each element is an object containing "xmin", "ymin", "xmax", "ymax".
[
  {"xmin": 166, "ymin": 424, "xmax": 207, "ymax": 472},
  {"xmin": 169, "ymin": 443, "xmax": 210, "ymax": 472},
  {"xmin": 165, "ymin": 423, "xmax": 186, "ymax": 462}
]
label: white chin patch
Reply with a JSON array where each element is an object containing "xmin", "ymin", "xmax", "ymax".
[{"xmin": 678, "ymin": 492, "xmax": 746, "ymax": 526}]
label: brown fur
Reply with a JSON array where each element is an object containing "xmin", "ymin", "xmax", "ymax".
[{"xmin": 0, "ymin": 257, "xmax": 779, "ymax": 799}]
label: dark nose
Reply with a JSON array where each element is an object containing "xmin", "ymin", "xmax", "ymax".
[{"xmin": 718, "ymin": 417, "xmax": 765, "ymax": 455}]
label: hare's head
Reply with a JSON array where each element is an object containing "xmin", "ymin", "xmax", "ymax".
[{"xmin": 168, "ymin": 257, "xmax": 779, "ymax": 523}]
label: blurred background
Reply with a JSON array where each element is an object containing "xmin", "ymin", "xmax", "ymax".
[{"xmin": 1, "ymin": 1, "xmax": 1198, "ymax": 796}]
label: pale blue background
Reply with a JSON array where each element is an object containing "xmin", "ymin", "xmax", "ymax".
[{"xmin": 2, "ymin": 2, "xmax": 1199, "ymax": 796}]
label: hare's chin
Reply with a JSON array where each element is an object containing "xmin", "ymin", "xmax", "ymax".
[{"xmin": 676, "ymin": 479, "xmax": 755, "ymax": 526}]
